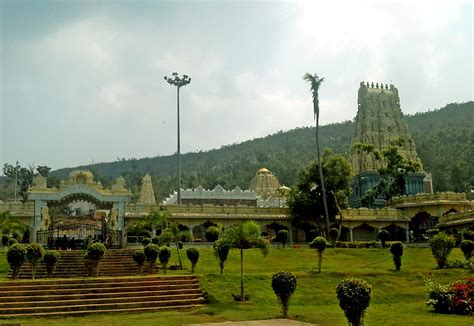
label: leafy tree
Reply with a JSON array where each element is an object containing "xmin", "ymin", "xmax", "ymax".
[
  {"xmin": 329, "ymin": 228, "xmax": 340, "ymax": 247},
  {"xmin": 0, "ymin": 211, "xmax": 28, "ymax": 237},
  {"xmin": 271, "ymin": 271, "xmax": 297, "ymax": 318},
  {"xmin": 36, "ymin": 166, "xmax": 51, "ymax": 177},
  {"xmin": 303, "ymin": 72, "xmax": 330, "ymax": 236},
  {"xmin": 336, "ymin": 278, "xmax": 372, "ymax": 326},
  {"xmin": 223, "ymin": 221, "xmax": 269, "ymax": 301},
  {"xmin": 205, "ymin": 226, "xmax": 219, "ymax": 242},
  {"xmin": 144, "ymin": 243, "xmax": 159, "ymax": 274},
  {"xmin": 7, "ymin": 243, "xmax": 26, "ymax": 279},
  {"xmin": 310, "ymin": 236, "xmax": 327, "ymax": 273},
  {"xmin": 460, "ymin": 240, "xmax": 473, "ymax": 262},
  {"xmin": 288, "ymin": 151, "xmax": 351, "ymax": 234},
  {"xmin": 26, "ymin": 243, "xmax": 45, "ymax": 279},
  {"xmin": 352, "ymin": 139, "xmax": 421, "ymax": 207},
  {"xmin": 429, "ymin": 232, "xmax": 455, "ymax": 268},
  {"xmin": 159, "ymin": 246, "xmax": 172, "ymax": 274},
  {"xmin": 390, "ymin": 241, "xmax": 404, "ymax": 271},
  {"xmin": 276, "ymin": 229, "xmax": 289, "ymax": 248},
  {"xmin": 147, "ymin": 211, "xmax": 170, "ymax": 237},
  {"xmin": 377, "ymin": 230, "xmax": 390, "ymax": 248},
  {"xmin": 2, "ymin": 163, "xmax": 35, "ymax": 202},
  {"xmin": 133, "ymin": 251, "xmax": 146, "ymax": 274},
  {"xmin": 213, "ymin": 238, "xmax": 230, "ymax": 275},
  {"xmin": 43, "ymin": 250, "xmax": 60, "ymax": 277},
  {"xmin": 186, "ymin": 247, "xmax": 200, "ymax": 273}
]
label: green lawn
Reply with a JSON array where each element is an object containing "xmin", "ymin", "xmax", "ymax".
[{"xmin": 0, "ymin": 246, "xmax": 472, "ymax": 325}]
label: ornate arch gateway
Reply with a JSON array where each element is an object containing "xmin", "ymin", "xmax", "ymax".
[{"xmin": 28, "ymin": 170, "xmax": 130, "ymax": 247}]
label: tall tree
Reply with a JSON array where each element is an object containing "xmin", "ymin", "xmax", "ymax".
[
  {"xmin": 303, "ymin": 73, "xmax": 330, "ymax": 236},
  {"xmin": 288, "ymin": 151, "xmax": 352, "ymax": 235},
  {"xmin": 2, "ymin": 163, "xmax": 34, "ymax": 202}
]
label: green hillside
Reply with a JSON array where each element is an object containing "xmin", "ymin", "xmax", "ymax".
[{"xmin": 2, "ymin": 102, "xmax": 472, "ymax": 202}]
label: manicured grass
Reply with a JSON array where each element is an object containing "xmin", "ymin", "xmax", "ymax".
[{"xmin": 0, "ymin": 246, "xmax": 472, "ymax": 325}]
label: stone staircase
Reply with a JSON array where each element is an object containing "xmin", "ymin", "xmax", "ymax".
[
  {"xmin": 16, "ymin": 249, "xmax": 153, "ymax": 279},
  {"xmin": 0, "ymin": 275, "xmax": 205, "ymax": 317}
]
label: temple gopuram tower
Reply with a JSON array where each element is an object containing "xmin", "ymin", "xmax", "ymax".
[
  {"xmin": 349, "ymin": 82, "xmax": 428, "ymax": 207},
  {"xmin": 138, "ymin": 174, "xmax": 157, "ymax": 205},
  {"xmin": 249, "ymin": 168, "xmax": 280, "ymax": 198}
]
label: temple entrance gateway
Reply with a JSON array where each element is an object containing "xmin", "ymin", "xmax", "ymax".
[{"xmin": 28, "ymin": 170, "xmax": 130, "ymax": 247}]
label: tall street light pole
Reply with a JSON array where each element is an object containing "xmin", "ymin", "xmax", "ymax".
[{"xmin": 164, "ymin": 72, "xmax": 191, "ymax": 205}]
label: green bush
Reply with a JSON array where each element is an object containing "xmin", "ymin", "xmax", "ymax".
[
  {"xmin": 142, "ymin": 237, "xmax": 151, "ymax": 246},
  {"xmin": 7, "ymin": 243, "xmax": 26, "ymax": 279},
  {"xmin": 205, "ymin": 226, "xmax": 219, "ymax": 243},
  {"xmin": 329, "ymin": 228, "xmax": 340, "ymax": 247},
  {"xmin": 460, "ymin": 240, "xmax": 473, "ymax": 261},
  {"xmin": 336, "ymin": 278, "xmax": 372, "ymax": 326},
  {"xmin": 276, "ymin": 230, "xmax": 289, "ymax": 248},
  {"xmin": 43, "ymin": 250, "xmax": 60, "ymax": 277},
  {"xmin": 159, "ymin": 229, "xmax": 173, "ymax": 246},
  {"xmin": 310, "ymin": 237, "xmax": 327, "ymax": 273},
  {"xmin": 186, "ymin": 247, "xmax": 200, "ymax": 273},
  {"xmin": 377, "ymin": 230, "xmax": 390, "ymax": 247},
  {"xmin": 389, "ymin": 241, "xmax": 404, "ymax": 271},
  {"xmin": 159, "ymin": 246, "xmax": 172, "ymax": 274},
  {"xmin": 151, "ymin": 236, "xmax": 160, "ymax": 245},
  {"xmin": 213, "ymin": 239, "xmax": 230, "ymax": 275},
  {"xmin": 429, "ymin": 232, "xmax": 456, "ymax": 268},
  {"xmin": 177, "ymin": 241, "xmax": 184, "ymax": 249},
  {"xmin": 8, "ymin": 238, "xmax": 18, "ymax": 247},
  {"xmin": 26, "ymin": 243, "xmax": 45, "ymax": 279},
  {"xmin": 180, "ymin": 230, "xmax": 192, "ymax": 242},
  {"xmin": 144, "ymin": 243, "xmax": 159, "ymax": 274},
  {"xmin": 84, "ymin": 242, "xmax": 106, "ymax": 277},
  {"xmin": 2, "ymin": 234, "xmax": 9, "ymax": 247},
  {"xmin": 132, "ymin": 251, "xmax": 146, "ymax": 274},
  {"xmin": 271, "ymin": 271, "xmax": 297, "ymax": 318}
]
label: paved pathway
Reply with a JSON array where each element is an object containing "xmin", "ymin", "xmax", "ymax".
[{"xmin": 189, "ymin": 319, "xmax": 316, "ymax": 326}]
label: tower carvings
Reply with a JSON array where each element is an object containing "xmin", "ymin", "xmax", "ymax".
[
  {"xmin": 350, "ymin": 82, "xmax": 423, "ymax": 175},
  {"xmin": 138, "ymin": 174, "xmax": 156, "ymax": 205}
]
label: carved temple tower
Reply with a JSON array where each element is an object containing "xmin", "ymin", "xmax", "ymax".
[
  {"xmin": 349, "ymin": 82, "xmax": 429, "ymax": 207},
  {"xmin": 138, "ymin": 174, "xmax": 157, "ymax": 205}
]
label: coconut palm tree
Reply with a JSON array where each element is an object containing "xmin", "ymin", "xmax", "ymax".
[{"xmin": 303, "ymin": 73, "xmax": 330, "ymax": 236}]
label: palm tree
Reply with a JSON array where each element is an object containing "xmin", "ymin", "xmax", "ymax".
[{"xmin": 303, "ymin": 73, "xmax": 330, "ymax": 237}]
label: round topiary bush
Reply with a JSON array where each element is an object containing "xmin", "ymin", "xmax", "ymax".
[
  {"xmin": 329, "ymin": 228, "xmax": 340, "ymax": 247},
  {"xmin": 186, "ymin": 247, "xmax": 200, "ymax": 273},
  {"xmin": 271, "ymin": 271, "xmax": 297, "ymax": 317},
  {"xmin": 460, "ymin": 239, "xmax": 473, "ymax": 262},
  {"xmin": 151, "ymin": 236, "xmax": 160, "ymax": 245},
  {"xmin": 213, "ymin": 239, "xmax": 230, "ymax": 275},
  {"xmin": 389, "ymin": 241, "xmax": 404, "ymax": 271},
  {"xmin": 377, "ymin": 230, "xmax": 390, "ymax": 247},
  {"xmin": 142, "ymin": 237, "xmax": 151, "ymax": 247},
  {"xmin": 429, "ymin": 232, "xmax": 456, "ymax": 268},
  {"xmin": 159, "ymin": 246, "xmax": 172, "ymax": 274},
  {"xmin": 133, "ymin": 251, "xmax": 146, "ymax": 274},
  {"xmin": 144, "ymin": 243, "xmax": 160, "ymax": 274},
  {"xmin": 205, "ymin": 226, "xmax": 219, "ymax": 243},
  {"xmin": 277, "ymin": 230, "xmax": 289, "ymax": 248},
  {"xmin": 43, "ymin": 250, "xmax": 60, "ymax": 277},
  {"xmin": 336, "ymin": 278, "xmax": 372, "ymax": 326},
  {"xmin": 7, "ymin": 243, "xmax": 26, "ymax": 279},
  {"xmin": 84, "ymin": 242, "xmax": 106, "ymax": 277},
  {"xmin": 26, "ymin": 243, "xmax": 45, "ymax": 279},
  {"xmin": 310, "ymin": 236, "xmax": 327, "ymax": 273}
]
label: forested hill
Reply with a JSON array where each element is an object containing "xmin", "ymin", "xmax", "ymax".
[{"xmin": 50, "ymin": 101, "xmax": 473, "ymax": 201}]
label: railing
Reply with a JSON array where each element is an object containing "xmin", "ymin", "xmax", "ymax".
[{"xmin": 36, "ymin": 225, "xmax": 122, "ymax": 249}]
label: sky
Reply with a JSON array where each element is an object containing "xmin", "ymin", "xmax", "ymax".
[{"xmin": 1, "ymin": 0, "xmax": 472, "ymax": 170}]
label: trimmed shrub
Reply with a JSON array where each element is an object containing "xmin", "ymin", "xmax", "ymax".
[
  {"xmin": 460, "ymin": 240, "xmax": 473, "ymax": 261},
  {"xmin": 8, "ymin": 238, "xmax": 18, "ymax": 247},
  {"xmin": 336, "ymin": 278, "xmax": 372, "ymax": 326},
  {"xmin": 186, "ymin": 247, "xmax": 200, "ymax": 273},
  {"xmin": 377, "ymin": 230, "xmax": 390, "ymax": 247},
  {"xmin": 310, "ymin": 237, "xmax": 327, "ymax": 273},
  {"xmin": 2, "ymin": 234, "xmax": 9, "ymax": 247},
  {"xmin": 26, "ymin": 243, "xmax": 45, "ymax": 279},
  {"xmin": 144, "ymin": 243, "xmax": 159, "ymax": 274},
  {"xmin": 159, "ymin": 246, "xmax": 172, "ymax": 274},
  {"xmin": 213, "ymin": 239, "xmax": 230, "ymax": 275},
  {"xmin": 429, "ymin": 232, "xmax": 456, "ymax": 268},
  {"xmin": 180, "ymin": 230, "xmax": 192, "ymax": 242},
  {"xmin": 271, "ymin": 271, "xmax": 297, "ymax": 318},
  {"xmin": 43, "ymin": 250, "xmax": 60, "ymax": 277},
  {"xmin": 389, "ymin": 241, "xmax": 404, "ymax": 271},
  {"xmin": 177, "ymin": 241, "xmax": 184, "ymax": 249},
  {"xmin": 84, "ymin": 242, "xmax": 106, "ymax": 277},
  {"xmin": 205, "ymin": 226, "xmax": 219, "ymax": 243},
  {"xmin": 329, "ymin": 228, "xmax": 340, "ymax": 247},
  {"xmin": 151, "ymin": 236, "xmax": 160, "ymax": 245},
  {"xmin": 142, "ymin": 237, "xmax": 151, "ymax": 246},
  {"xmin": 277, "ymin": 230, "xmax": 289, "ymax": 248},
  {"xmin": 7, "ymin": 243, "xmax": 26, "ymax": 279},
  {"xmin": 133, "ymin": 251, "xmax": 146, "ymax": 274}
]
